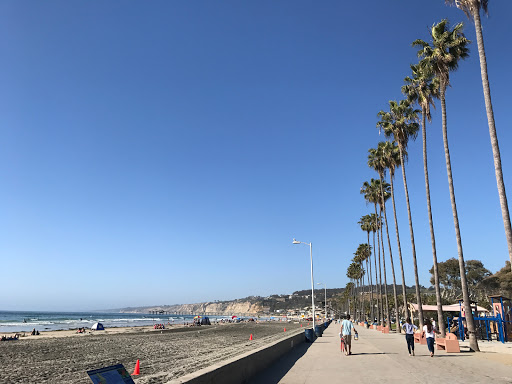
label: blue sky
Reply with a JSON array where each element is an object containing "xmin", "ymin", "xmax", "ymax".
[{"xmin": 1, "ymin": 1, "xmax": 511, "ymax": 311}]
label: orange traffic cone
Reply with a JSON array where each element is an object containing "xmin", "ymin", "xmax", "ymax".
[
  {"xmin": 132, "ymin": 360, "xmax": 140, "ymax": 376},
  {"xmin": 249, "ymin": 334, "xmax": 253, "ymax": 340}
]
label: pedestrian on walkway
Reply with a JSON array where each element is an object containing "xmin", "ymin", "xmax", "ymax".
[
  {"xmin": 402, "ymin": 317, "xmax": 417, "ymax": 356},
  {"xmin": 423, "ymin": 319, "xmax": 437, "ymax": 357},
  {"xmin": 341, "ymin": 315, "xmax": 358, "ymax": 356}
]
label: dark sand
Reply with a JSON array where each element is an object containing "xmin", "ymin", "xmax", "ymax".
[{"xmin": 0, "ymin": 321, "xmax": 305, "ymax": 383}]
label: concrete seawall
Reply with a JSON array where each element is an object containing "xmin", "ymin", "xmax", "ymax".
[{"xmin": 167, "ymin": 330, "xmax": 306, "ymax": 384}]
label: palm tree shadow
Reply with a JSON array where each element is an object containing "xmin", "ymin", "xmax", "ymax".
[
  {"xmin": 350, "ymin": 352, "xmax": 396, "ymax": 355},
  {"xmin": 247, "ymin": 341, "xmax": 313, "ymax": 384}
]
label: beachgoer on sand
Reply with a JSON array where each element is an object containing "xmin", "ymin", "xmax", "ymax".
[
  {"xmin": 402, "ymin": 317, "xmax": 417, "ymax": 356},
  {"xmin": 423, "ymin": 319, "xmax": 437, "ymax": 357},
  {"xmin": 341, "ymin": 315, "xmax": 357, "ymax": 356}
]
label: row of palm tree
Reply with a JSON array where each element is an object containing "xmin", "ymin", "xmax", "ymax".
[{"xmin": 345, "ymin": 1, "xmax": 510, "ymax": 353}]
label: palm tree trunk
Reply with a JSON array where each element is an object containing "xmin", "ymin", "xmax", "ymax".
[
  {"xmin": 421, "ymin": 110, "xmax": 446, "ymax": 337},
  {"xmin": 440, "ymin": 86, "xmax": 479, "ymax": 352},
  {"xmin": 373, "ymin": 227, "xmax": 380, "ymax": 325},
  {"xmin": 389, "ymin": 173, "xmax": 409, "ymax": 319},
  {"xmin": 366, "ymin": 259, "xmax": 370, "ymax": 319},
  {"xmin": 353, "ymin": 281, "xmax": 357, "ymax": 320},
  {"xmin": 472, "ymin": 10, "xmax": 512, "ymax": 272},
  {"xmin": 380, "ymin": 178, "xmax": 400, "ymax": 333},
  {"xmin": 355, "ymin": 279, "xmax": 359, "ymax": 321},
  {"xmin": 379, "ymin": 206, "xmax": 390, "ymax": 328},
  {"xmin": 377, "ymin": 220, "xmax": 384, "ymax": 327},
  {"xmin": 367, "ymin": 231, "xmax": 375, "ymax": 322},
  {"xmin": 361, "ymin": 275, "xmax": 365, "ymax": 320},
  {"xmin": 356, "ymin": 278, "xmax": 360, "ymax": 321},
  {"xmin": 398, "ymin": 146, "xmax": 424, "ymax": 328},
  {"xmin": 360, "ymin": 277, "xmax": 364, "ymax": 321},
  {"xmin": 375, "ymin": 206, "xmax": 384, "ymax": 327}
]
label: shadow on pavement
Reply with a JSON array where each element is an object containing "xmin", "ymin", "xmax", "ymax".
[
  {"xmin": 349, "ymin": 352, "xmax": 397, "ymax": 356},
  {"xmin": 247, "ymin": 341, "xmax": 313, "ymax": 384}
]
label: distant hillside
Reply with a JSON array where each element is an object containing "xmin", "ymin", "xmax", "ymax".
[{"xmin": 116, "ymin": 285, "xmax": 431, "ymax": 315}]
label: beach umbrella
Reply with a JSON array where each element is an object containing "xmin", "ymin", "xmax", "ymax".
[
  {"xmin": 194, "ymin": 316, "xmax": 202, "ymax": 319},
  {"xmin": 232, "ymin": 316, "xmax": 237, "ymax": 319}
]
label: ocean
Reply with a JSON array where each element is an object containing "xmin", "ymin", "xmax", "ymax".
[{"xmin": 0, "ymin": 311, "xmax": 221, "ymax": 333}]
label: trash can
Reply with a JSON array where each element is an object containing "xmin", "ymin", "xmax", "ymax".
[
  {"xmin": 314, "ymin": 325, "xmax": 323, "ymax": 337},
  {"xmin": 305, "ymin": 328, "xmax": 315, "ymax": 342}
]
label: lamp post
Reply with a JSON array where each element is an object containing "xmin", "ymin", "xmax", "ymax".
[
  {"xmin": 293, "ymin": 239, "xmax": 315, "ymax": 327},
  {"xmin": 317, "ymin": 282, "xmax": 327, "ymax": 320}
]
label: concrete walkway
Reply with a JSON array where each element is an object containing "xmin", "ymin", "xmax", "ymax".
[{"xmin": 249, "ymin": 322, "xmax": 512, "ymax": 384}]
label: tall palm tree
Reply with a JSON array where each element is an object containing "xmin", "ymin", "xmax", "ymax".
[
  {"xmin": 356, "ymin": 243, "xmax": 372, "ymax": 319},
  {"xmin": 361, "ymin": 183, "xmax": 382, "ymax": 323},
  {"xmin": 358, "ymin": 215, "xmax": 375, "ymax": 320},
  {"xmin": 377, "ymin": 199, "xmax": 390, "ymax": 327},
  {"xmin": 343, "ymin": 282, "xmax": 354, "ymax": 316},
  {"xmin": 347, "ymin": 262, "xmax": 363, "ymax": 320},
  {"xmin": 373, "ymin": 210, "xmax": 384, "ymax": 327},
  {"xmin": 369, "ymin": 144, "xmax": 400, "ymax": 331},
  {"xmin": 377, "ymin": 99, "xmax": 424, "ymax": 328},
  {"xmin": 380, "ymin": 141, "xmax": 409, "ymax": 320},
  {"xmin": 402, "ymin": 64, "xmax": 446, "ymax": 337},
  {"xmin": 378, "ymin": 184, "xmax": 393, "ymax": 328},
  {"xmin": 413, "ymin": 20, "xmax": 479, "ymax": 351},
  {"xmin": 354, "ymin": 244, "xmax": 365, "ymax": 317},
  {"xmin": 446, "ymin": 0, "xmax": 512, "ymax": 273},
  {"xmin": 353, "ymin": 250, "xmax": 366, "ymax": 318},
  {"xmin": 367, "ymin": 154, "xmax": 389, "ymax": 327}
]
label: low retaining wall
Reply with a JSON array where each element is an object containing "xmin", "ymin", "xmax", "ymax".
[{"xmin": 168, "ymin": 331, "xmax": 306, "ymax": 384}]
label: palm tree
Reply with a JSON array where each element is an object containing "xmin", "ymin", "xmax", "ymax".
[
  {"xmin": 377, "ymin": 198, "xmax": 390, "ymax": 327},
  {"xmin": 446, "ymin": 0, "xmax": 512, "ymax": 273},
  {"xmin": 413, "ymin": 20, "xmax": 479, "ymax": 351},
  {"xmin": 358, "ymin": 215, "xmax": 375, "ymax": 320},
  {"xmin": 380, "ymin": 141, "xmax": 409, "ymax": 320},
  {"xmin": 356, "ymin": 243, "xmax": 372, "ymax": 319},
  {"xmin": 378, "ymin": 183, "xmax": 393, "ymax": 328},
  {"xmin": 347, "ymin": 262, "xmax": 363, "ymax": 320},
  {"xmin": 353, "ymin": 250, "xmax": 367, "ymax": 318},
  {"xmin": 373, "ymin": 210, "xmax": 384, "ymax": 327},
  {"xmin": 367, "ymin": 152, "xmax": 389, "ymax": 327},
  {"xmin": 402, "ymin": 64, "xmax": 446, "ymax": 337},
  {"xmin": 361, "ymin": 183, "xmax": 382, "ymax": 323},
  {"xmin": 377, "ymin": 99, "xmax": 424, "ymax": 328},
  {"xmin": 369, "ymin": 143, "xmax": 401, "ymax": 331},
  {"xmin": 352, "ymin": 249, "xmax": 362, "ymax": 317},
  {"xmin": 343, "ymin": 282, "xmax": 355, "ymax": 316}
]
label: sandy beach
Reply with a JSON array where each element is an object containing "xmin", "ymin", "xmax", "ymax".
[{"xmin": 0, "ymin": 321, "xmax": 305, "ymax": 383}]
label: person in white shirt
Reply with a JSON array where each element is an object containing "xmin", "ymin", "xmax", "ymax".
[
  {"xmin": 422, "ymin": 318, "xmax": 437, "ymax": 357},
  {"xmin": 402, "ymin": 317, "xmax": 418, "ymax": 356}
]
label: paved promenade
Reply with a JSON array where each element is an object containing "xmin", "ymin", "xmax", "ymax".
[{"xmin": 250, "ymin": 322, "xmax": 512, "ymax": 384}]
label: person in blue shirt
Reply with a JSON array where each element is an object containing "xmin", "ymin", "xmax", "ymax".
[
  {"xmin": 402, "ymin": 317, "xmax": 418, "ymax": 356},
  {"xmin": 341, "ymin": 315, "xmax": 358, "ymax": 356}
]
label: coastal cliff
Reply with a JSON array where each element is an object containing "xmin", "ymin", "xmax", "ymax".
[{"xmin": 119, "ymin": 300, "xmax": 264, "ymax": 315}]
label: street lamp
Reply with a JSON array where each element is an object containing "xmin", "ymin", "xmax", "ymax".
[
  {"xmin": 317, "ymin": 282, "xmax": 327, "ymax": 320},
  {"xmin": 293, "ymin": 238, "xmax": 315, "ymax": 327}
]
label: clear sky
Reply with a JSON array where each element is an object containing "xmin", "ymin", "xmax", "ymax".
[{"xmin": 1, "ymin": 1, "xmax": 511, "ymax": 311}]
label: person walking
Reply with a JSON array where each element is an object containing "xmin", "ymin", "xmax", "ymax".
[
  {"xmin": 402, "ymin": 317, "xmax": 417, "ymax": 356},
  {"xmin": 423, "ymin": 318, "xmax": 437, "ymax": 357},
  {"xmin": 341, "ymin": 315, "xmax": 358, "ymax": 356}
]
